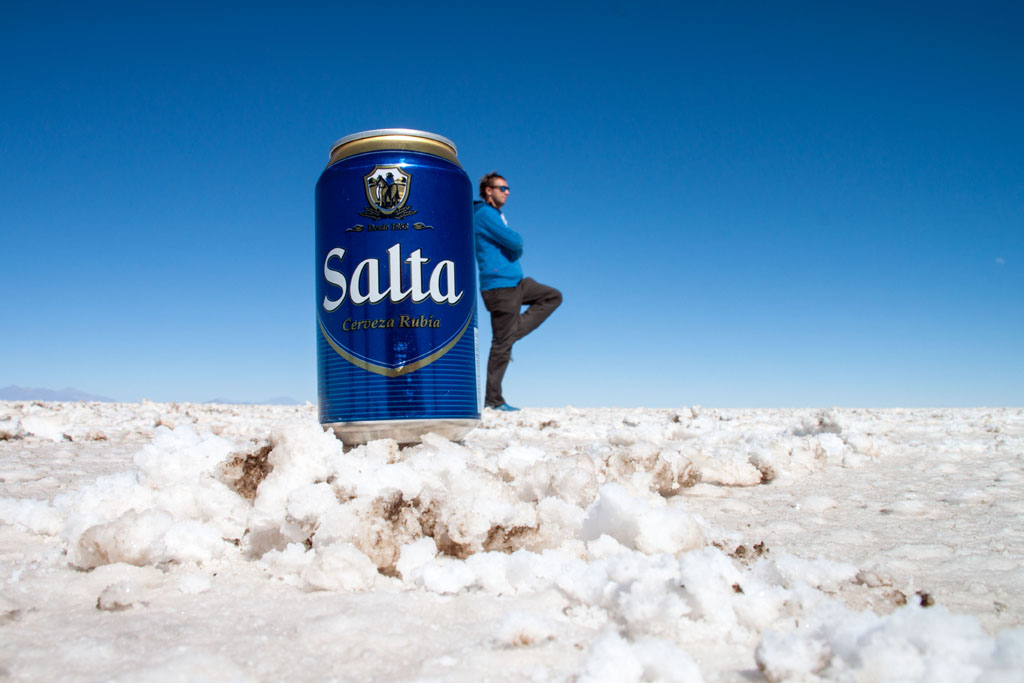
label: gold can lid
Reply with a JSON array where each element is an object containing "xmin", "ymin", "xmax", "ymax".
[{"xmin": 327, "ymin": 128, "xmax": 460, "ymax": 167}]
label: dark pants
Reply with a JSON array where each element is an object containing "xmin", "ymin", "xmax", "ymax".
[{"xmin": 481, "ymin": 277, "xmax": 562, "ymax": 407}]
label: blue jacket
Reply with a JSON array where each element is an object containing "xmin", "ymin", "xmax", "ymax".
[{"xmin": 473, "ymin": 200, "xmax": 524, "ymax": 291}]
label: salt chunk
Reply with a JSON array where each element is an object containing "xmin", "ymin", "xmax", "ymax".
[
  {"xmin": 20, "ymin": 415, "xmax": 67, "ymax": 442},
  {"xmin": 989, "ymin": 628, "xmax": 1024, "ymax": 676},
  {"xmin": 695, "ymin": 453, "xmax": 763, "ymax": 487},
  {"xmin": 581, "ymin": 484, "xmax": 703, "ymax": 555},
  {"xmin": 534, "ymin": 496, "xmax": 586, "ymax": 545},
  {"xmin": 465, "ymin": 551, "xmax": 514, "ymax": 594},
  {"xmin": 97, "ymin": 581, "xmax": 143, "ymax": 611},
  {"xmin": 773, "ymin": 553, "xmax": 858, "ymax": 592},
  {"xmin": 260, "ymin": 543, "xmax": 314, "ymax": 584},
  {"xmin": 363, "ymin": 438, "xmax": 400, "ymax": 463},
  {"xmin": 493, "ymin": 610, "xmax": 558, "ymax": 647},
  {"xmin": 755, "ymin": 630, "xmax": 832, "ymax": 681},
  {"xmin": 677, "ymin": 547, "xmax": 746, "ymax": 627},
  {"xmin": 73, "ymin": 509, "xmax": 173, "ymax": 569},
  {"xmin": 549, "ymin": 458, "xmax": 599, "ymax": 507},
  {"xmin": 72, "ymin": 510, "xmax": 230, "ymax": 569},
  {"xmin": 506, "ymin": 549, "xmax": 575, "ymax": 594},
  {"xmin": 302, "ymin": 542, "xmax": 379, "ymax": 592},
  {"xmin": 0, "ymin": 416, "xmax": 22, "ymax": 439},
  {"xmin": 844, "ymin": 432, "xmax": 878, "ymax": 458},
  {"xmin": 581, "ymin": 485, "xmax": 644, "ymax": 548},
  {"xmin": 249, "ymin": 421, "xmax": 340, "ymax": 528},
  {"xmin": 635, "ymin": 507, "xmax": 703, "ymax": 555},
  {"xmin": 747, "ymin": 446, "xmax": 783, "ymax": 483},
  {"xmin": 611, "ymin": 556, "xmax": 692, "ymax": 632},
  {"xmin": 0, "ymin": 497, "xmax": 62, "ymax": 535},
  {"xmin": 161, "ymin": 519, "xmax": 233, "ymax": 565},
  {"xmin": 633, "ymin": 637, "xmax": 704, "ymax": 682},
  {"xmin": 826, "ymin": 605, "xmax": 996, "ymax": 681},
  {"xmin": 496, "ymin": 445, "xmax": 548, "ymax": 479},
  {"xmin": 420, "ymin": 557, "xmax": 476, "ymax": 594},
  {"xmin": 285, "ymin": 482, "xmax": 338, "ymax": 527},
  {"xmin": 395, "ymin": 537, "xmax": 438, "ymax": 583},
  {"xmin": 577, "ymin": 627, "xmax": 644, "ymax": 683},
  {"xmin": 816, "ymin": 433, "xmax": 849, "ymax": 466},
  {"xmin": 586, "ymin": 534, "xmax": 631, "ymax": 560}
]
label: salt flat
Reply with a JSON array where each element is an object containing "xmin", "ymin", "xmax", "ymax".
[{"xmin": 1, "ymin": 401, "xmax": 1022, "ymax": 682}]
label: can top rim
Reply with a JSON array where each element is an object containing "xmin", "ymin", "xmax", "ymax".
[{"xmin": 329, "ymin": 129, "xmax": 457, "ymax": 156}]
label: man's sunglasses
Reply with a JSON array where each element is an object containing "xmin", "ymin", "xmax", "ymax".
[{"xmin": 489, "ymin": 185, "xmax": 510, "ymax": 192}]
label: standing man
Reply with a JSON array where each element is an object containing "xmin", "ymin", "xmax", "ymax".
[{"xmin": 474, "ymin": 172, "xmax": 562, "ymax": 411}]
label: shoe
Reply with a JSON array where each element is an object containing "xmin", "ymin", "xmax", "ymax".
[{"xmin": 487, "ymin": 403, "xmax": 520, "ymax": 412}]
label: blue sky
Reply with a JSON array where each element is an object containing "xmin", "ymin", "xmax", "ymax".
[{"xmin": 2, "ymin": 1, "xmax": 1021, "ymax": 407}]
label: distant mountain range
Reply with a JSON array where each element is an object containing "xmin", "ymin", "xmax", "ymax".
[
  {"xmin": 0, "ymin": 386, "xmax": 305, "ymax": 405},
  {"xmin": 0, "ymin": 385, "xmax": 117, "ymax": 402}
]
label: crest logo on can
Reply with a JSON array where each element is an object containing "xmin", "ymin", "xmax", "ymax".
[{"xmin": 361, "ymin": 165, "xmax": 417, "ymax": 220}]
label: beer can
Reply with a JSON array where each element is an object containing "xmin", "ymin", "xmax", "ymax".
[{"xmin": 315, "ymin": 129, "xmax": 480, "ymax": 445}]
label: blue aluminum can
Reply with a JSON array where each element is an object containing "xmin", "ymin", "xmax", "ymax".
[{"xmin": 316, "ymin": 129, "xmax": 479, "ymax": 444}]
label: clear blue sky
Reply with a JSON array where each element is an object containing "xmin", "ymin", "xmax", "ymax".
[{"xmin": 2, "ymin": 1, "xmax": 1021, "ymax": 407}]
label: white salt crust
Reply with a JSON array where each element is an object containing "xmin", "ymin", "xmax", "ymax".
[{"xmin": 0, "ymin": 401, "xmax": 1022, "ymax": 681}]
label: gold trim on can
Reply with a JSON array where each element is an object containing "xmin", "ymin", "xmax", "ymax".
[
  {"xmin": 318, "ymin": 302, "xmax": 475, "ymax": 378},
  {"xmin": 328, "ymin": 129, "xmax": 460, "ymax": 168}
]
